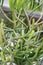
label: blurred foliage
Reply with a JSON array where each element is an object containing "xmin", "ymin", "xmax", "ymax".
[
  {"xmin": 0, "ymin": 18, "xmax": 43, "ymax": 65},
  {"xmin": 0, "ymin": 0, "xmax": 4, "ymax": 5},
  {"xmin": 0, "ymin": 0, "xmax": 43, "ymax": 65},
  {"xmin": 9, "ymin": 0, "xmax": 43, "ymax": 11}
]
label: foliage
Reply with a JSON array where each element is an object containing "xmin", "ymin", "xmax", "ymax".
[
  {"xmin": 0, "ymin": 0, "xmax": 4, "ymax": 5},
  {"xmin": 0, "ymin": 18, "xmax": 43, "ymax": 65},
  {"xmin": 0, "ymin": 0, "xmax": 43, "ymax": 65},
  {"xmin": 9, "ymin": 0, "xmax": 43, "ymax": 11}
]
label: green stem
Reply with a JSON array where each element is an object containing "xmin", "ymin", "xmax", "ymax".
[
  {"xmin": 0, "ymin": 6, "xmax": 14, "ymax": 24},
  {"xmin": 29, "ymin": 2, "xmax": 43, "ymax": 15}
]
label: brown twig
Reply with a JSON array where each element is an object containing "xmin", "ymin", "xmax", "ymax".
[
  {"xmin": 14, "ymin": 11, "xmax": 28, "ymax": 28},
  {"xmin": 24, "ymin": 10, "xmax": 31, "ymax": 27},
  {"xmin": 35, "ymin": 21, "xmax": 43, "ymax": 25},
  {"xmin": 0, "ymin": 6, "xmax": 14, "ymax": 24},
  {"xmin": 35, "ymin": 12, "xmax": 43, "ymax": 24}
]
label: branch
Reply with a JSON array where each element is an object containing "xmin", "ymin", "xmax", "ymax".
[
  {"xmin": 35, "ymin": 12, "xmax": 43, "ymax": 24},
  {"xmin": 14, "ymin": 11, "xmax": 28, "ymax": 28},
  {"xmin": 0, "ymin": 6, "xmax": 14, "ymax": 24},
  {"xmin": 24, "ymin": 10, "xmax": 31, "ymax": 27},
  {"xmin": 35, "ymin": 21, "xmax": 43, "ymax": 25}
]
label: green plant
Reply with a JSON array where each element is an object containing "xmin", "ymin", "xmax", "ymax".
[
  {"xmin": 0, "ymin": 18, "xmax": 43, "ymax": 65},
  {"xmin": 9, "ymin": 0, "xmax": 43, "ymax": 11},
  {"xmin": 0, "ymin": 0, "xmax": 43, "ymax": 65},
  {"xmin": 0, "ymin": 0, "xmax": 4, "ymax": 5}
]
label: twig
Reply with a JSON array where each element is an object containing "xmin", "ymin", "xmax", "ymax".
[
  {"xmin": 18, "ymin": 8, "xmax": 22, "ymax": 18},
  {"xmin": 14, "ymin": 11, "xmax": 28, "ymax": 28},
  {"xmin": 4, "ymin": 26, "xmax": 18, "ymax": 36},
  {"xmin": 35, "ymin": 21, "xmax": 43, "ymax": 25},
  {"xmin": 0, "ymin": 6, "xmax": 14, "ymax": 24},
  {"xmin": 24, "ymin": 10, "xmax": 31, "ymax": 27},
  {"xmin": 35, "ymin": 12, "xmax": 43, "ymax": 24}
]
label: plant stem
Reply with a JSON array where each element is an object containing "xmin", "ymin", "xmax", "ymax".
[{"xmin": 0, "ymin": 6, "xmax": 14, "ymax": 24}]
